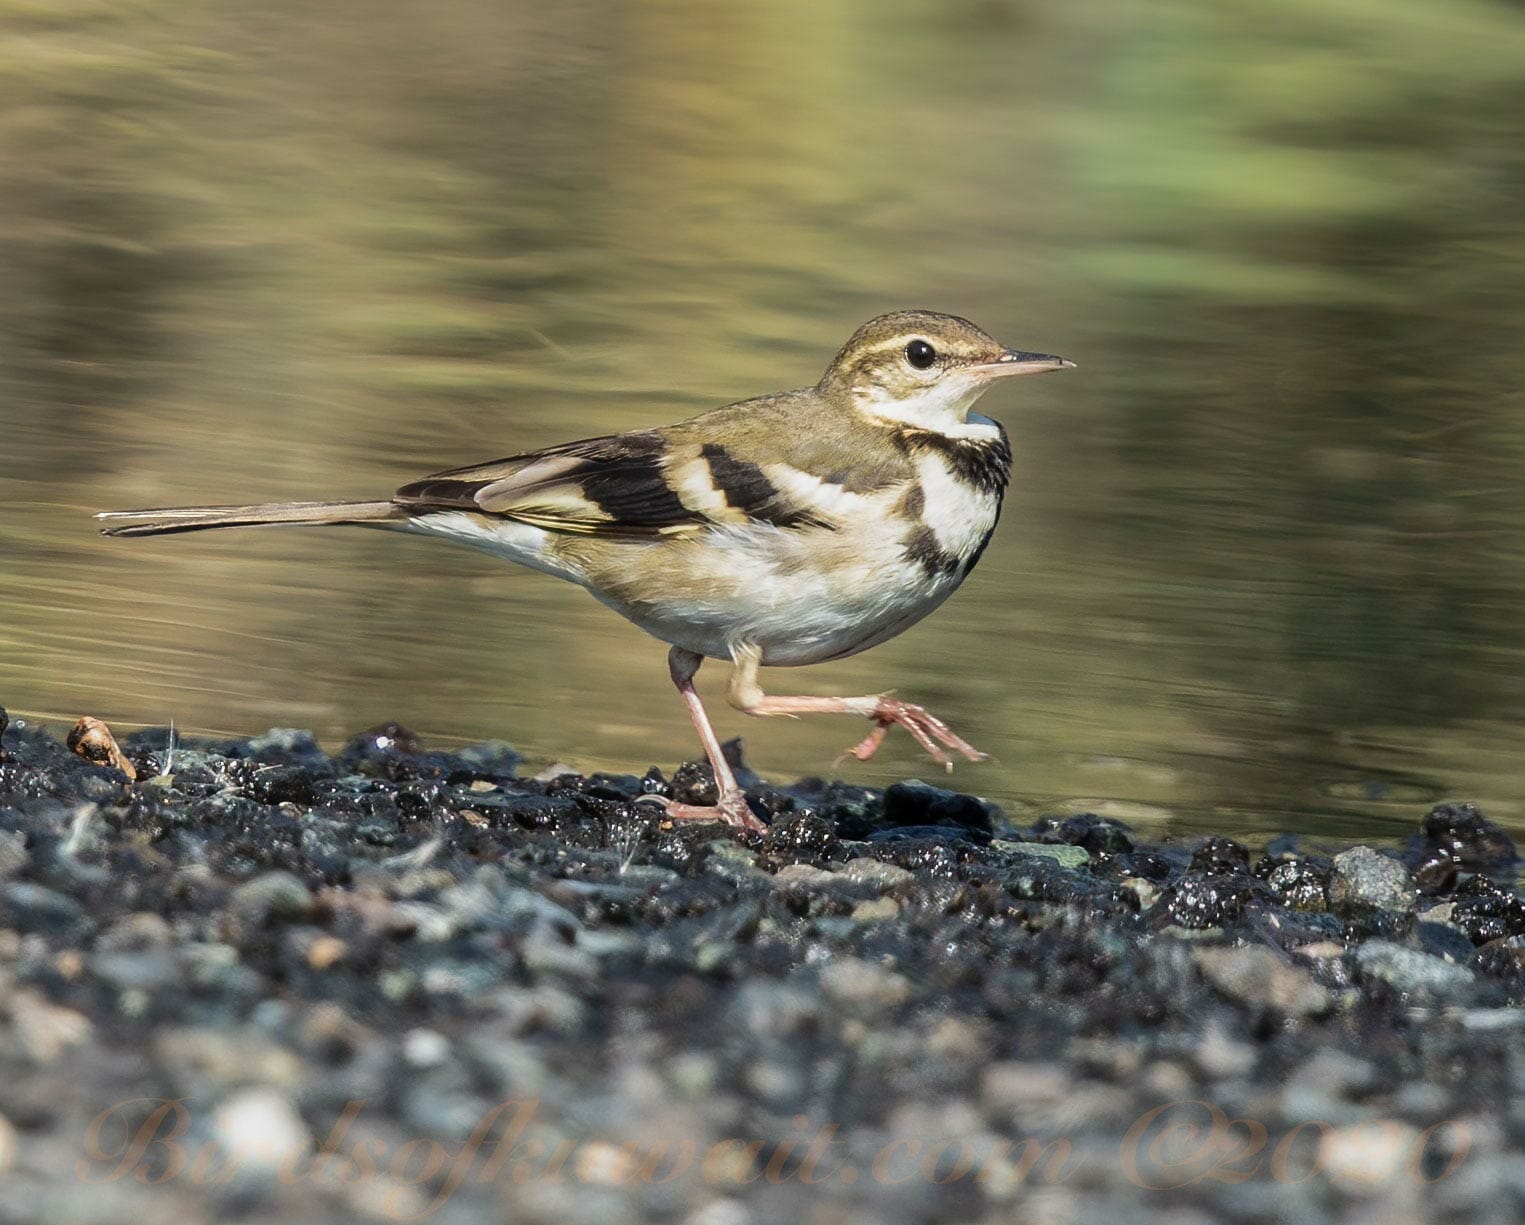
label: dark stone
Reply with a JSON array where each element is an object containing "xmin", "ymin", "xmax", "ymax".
[
  {"xmin": 578, "ymin": 773, "xmax": 646, "ymax": 801},
  {"xmin": 335, "ymin": 722, "xmax": 458, "ymax": 781},
  {"xmin": 1407, "ymin": 803, "xmax": 1518, "ymax": 881},
  {"xmin": 247, "ymin": 764, "xmax": 320, "ymax": 806},
  {"xmin": 880, "ymin": 781, "xmax": 998, "ymax": 834},
  {"xmin": 1414, "ymin": 921, "xmax": 1477, "ymax": 964},
  {"xmin": 871, "ymin": 837, "xmax": 967, "ymax": 878},
  {"xmin": 1190, "ymin": 836, "xmax": 1250, "ymax": 875},
  {"xmin": 761, "ymin": 812, "xmax": 843, "ymax": 862},
  {"xmin": 1449, "ymin": 876, "xmax": 1525, "ymax": 945},
  {"xmin": 352, "ymin": 722, "xmax": 421, "ymax": 756},
  {"xmin": 1032, "ymin": 812, "xmax": 1136, "ymax": 854},
  {"xmin": 1262, "ymin": 858, "xmax": 1330, "ymax": 911},
  {"xmin": 638, "ymin": 766, "xmax": 672, "ymax": 797},
  {"xmin": 1471, "ymin": 941, "xmax": 1525, "ymax": 989},
  {"xmin": 865, "ymin": 824, "xmax": 991, "ymax": 847},
  {"xmin": 670, "ymin": 760, "xmax": 719, "ymax": 807},
  {"xmin": 240, "ymin": 727, "xmax": 332, "ymax": 769},
  {"xmin": 1155, "ymin": 874, "xmax": 1262, "ymax": 929},
  {"xmin": 1117, "ymin": 849, "xmax": 1175, "ymax": 882},
  {"xmin": 1411, "ymin": 851, "xmax": 1460, "ymax": 896},
  {"xmin": 1255, "ymin": 908, "xmax": 1345, "ymax": 951},
  {"xmin": 450, "ymin": 739, "xmax": 521, "ymax": 780}
]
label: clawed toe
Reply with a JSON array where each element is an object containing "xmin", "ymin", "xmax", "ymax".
[
  {"xmin": 842, "ymin": 698, "xmax": 987, "ymax": 769},
  {"xmin": 635, "ymin": 791, "xmax": 766, "ymax": 834}
]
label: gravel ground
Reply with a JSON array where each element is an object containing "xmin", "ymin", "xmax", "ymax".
[{"xmin": 0, "ymin": 707, "xmax": 1522, "ymax": 1225}]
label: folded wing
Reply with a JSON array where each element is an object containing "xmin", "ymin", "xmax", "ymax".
[{"xmin": 394, "ymin": 428, "xmax": 836, "ymax": 538}]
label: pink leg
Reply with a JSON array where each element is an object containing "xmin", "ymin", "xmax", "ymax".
[
  {"xmin": 641, "ymin": 646, "xmax": 765, "ymax": 833},
  {"xmin": 726, "ymin": 645, "xmax": 986, "ymax": 771}
]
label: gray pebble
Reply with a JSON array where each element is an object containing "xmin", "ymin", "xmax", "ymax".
[
  {"xmin": 993, "ymin": 839, "xmax": 1092, "ymax": 868},
  {"xmin": 228, "ymin": 871, "xmax": 313, "ymax": 927},
  {"xmin": 1354, "ymin": 939, "xmax": 1476, "ymax": 997},
  {"xmin": 0, "ymin": 831, "xmax": 28, "ymax": 879},
  {"xmin": 1328, "ymin": 846, "xmax": 1417, "ymax": 915},
  {"xmin": 1194, "ymin": 945, "xmax": 1332, "ymax": 1018}
]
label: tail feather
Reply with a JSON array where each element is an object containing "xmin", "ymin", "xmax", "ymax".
[{"xmin": 96, "ymin": 499, "xmax": 406, "ymax": 538}]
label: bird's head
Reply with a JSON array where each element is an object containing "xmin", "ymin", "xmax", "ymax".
[{"xmin": 819, "ymin": 310, "xmax": 1073, "ymax": 436}]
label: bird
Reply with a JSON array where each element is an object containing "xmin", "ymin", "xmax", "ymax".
[{"xmin": 97, "ymin": 310, "xmax": 1074, "ymax": 832}]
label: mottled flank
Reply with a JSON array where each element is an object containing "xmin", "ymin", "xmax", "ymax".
[{"xmin": 902, "ymin": 525, "xmax": 961, "ymax": 578}]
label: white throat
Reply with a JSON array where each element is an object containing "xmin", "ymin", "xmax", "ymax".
[{"xmin": 854, "ymin": 379, "xmax": 1001, "ymax": 440}]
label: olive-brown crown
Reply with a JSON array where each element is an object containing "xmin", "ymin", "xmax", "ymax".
[{"xmin": 819, "ymin": 310, "xmax": 1008, "ymax": 394}]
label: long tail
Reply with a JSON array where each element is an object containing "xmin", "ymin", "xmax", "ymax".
[{"xmin": 95, "ymin": 499, "xmax": 407, "ymax": 538}]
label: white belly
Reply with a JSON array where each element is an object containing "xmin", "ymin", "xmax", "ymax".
[
  {"xmin": 605, "ymin": 520, "xmax": 976, "ymax": 666},
  {"xmin": 400, "ymin": 482, "xmax": 997, "ymax": 669}
]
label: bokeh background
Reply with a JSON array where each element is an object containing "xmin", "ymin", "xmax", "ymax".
[{"xmin": 3, "ymin": 0, "xmax": 1524, "ymax": 839}]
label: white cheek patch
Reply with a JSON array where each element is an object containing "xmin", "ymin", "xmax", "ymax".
[{"xmin": 916, "ymin": 452, "xmax": 999, "ymax": 558}]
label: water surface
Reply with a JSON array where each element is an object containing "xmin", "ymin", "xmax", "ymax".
[{"xmin": 4, "ymin": 0, "xmax": 1525, "ymax": 838}]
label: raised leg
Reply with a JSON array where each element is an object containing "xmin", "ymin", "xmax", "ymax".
[
  {"xmin": 725, "ymin": 643, "xmax": 986, "ymax": 771},
  {"xmin": 640, "ymin": 646, "xmax": 765, "ymax": 833}
]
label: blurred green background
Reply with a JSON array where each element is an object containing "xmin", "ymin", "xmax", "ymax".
[{"xmin": 3, "ymin": 0, "xmax": 1524, "ymax": 838}]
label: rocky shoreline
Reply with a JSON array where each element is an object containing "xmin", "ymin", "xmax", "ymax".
[{"xmin": 0, "ymin": 708, "xmax": 1521, "ymax": 1224}]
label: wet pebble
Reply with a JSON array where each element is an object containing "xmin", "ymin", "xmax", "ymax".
[
  {"xmin": 1328, "ymin": 845, "xmax": 1417, "ymax": 916},
  {"xmin": 1447, "ymin": 875, "xmax": 1525, "ymax": 945},
  {"xmin": 1190, "ymin": 835, "xmax": 1250, "ymax": 875},
  {"xmin": 1353, "ymin": 940, "xmax": 1477, "ymax": 998},
  {"xmin": 992, "ymin": 839, "xmax": 1090, "ymax": 869},
  {"xmin": 1259, "ymin": 856, "xmax": 1330, "ymax": 910},
  {"xmin": 1193, "ymin": 945, "xmax": 1332, "ymax": 1018},
  {"xmin": 1031, "ymin": 812, "xmax": 1136, "ymax": 854},
  {"xmin": 0, "ymin": 715, "xmax": 1518, "ymax": 1225},
  {"xmin": 839, "ymin": 857, "xmax": 914, "ymax": 889},
  {"xmin": 819, "ymin": 957, "xmax": 912, "ymax": 1008},
  {"xmin": 0, "ymin": 830, "xmax": 28, "ymax": 879},
  {"xmin": 880, "ymin": 780, "xmax": 999, "ymax": 833},
  {"xmin": 1412, "ymin": 802, "xmax": 1517, "ymax": 876},
  {"xmin": 228, "ymin": 871, "xmax": 313, "ymax": 932},
  {"xmin": 1155, "ymin": 873, "xmax": 1260, "ymax": 929}
]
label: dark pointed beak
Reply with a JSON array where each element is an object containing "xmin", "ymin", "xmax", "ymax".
[{"xmin": 970, "ymin": 350, "xmax": 1076, "ymax": 377}]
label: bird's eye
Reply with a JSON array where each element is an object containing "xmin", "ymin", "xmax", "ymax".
[{"xmin": 905, "ymin": 339, "xmax": 936, "ymax": 369}]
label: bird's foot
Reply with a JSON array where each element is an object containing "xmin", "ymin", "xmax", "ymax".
[
  {"xmin": 636, "ymin": 790, "xmax": 766, "ymax": 834},
  {"xmin": 841, "ymin": 697, "xmax": 987, "ymax": 771}
]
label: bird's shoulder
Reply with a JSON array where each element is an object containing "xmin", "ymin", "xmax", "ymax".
[{"xmin": 395, "ymin": 389, "xmax": 919, "ymax": 538}]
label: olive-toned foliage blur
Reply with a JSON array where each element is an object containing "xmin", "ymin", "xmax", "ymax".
[{"xmin": 3, "ymin": 0, "xmax": 1524, "ymax": 836}]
